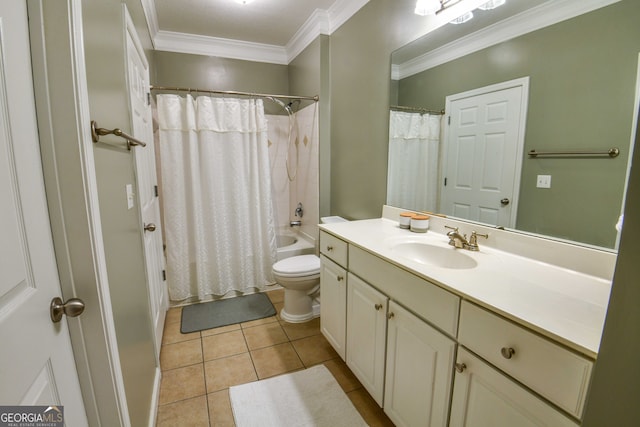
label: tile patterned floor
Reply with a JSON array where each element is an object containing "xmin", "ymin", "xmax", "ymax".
[{"xmin": 156, "ymin": 288, "xmax": 395, "ymax": 426}]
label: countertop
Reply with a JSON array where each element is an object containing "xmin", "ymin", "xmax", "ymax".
[{"xmin": 319, "ymin": 218, "xmax": 612, "ymax": 359}]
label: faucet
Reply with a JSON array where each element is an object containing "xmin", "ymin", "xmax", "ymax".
[
  {"xmin": 445, "ymin": 226, "xmax": 488, "ymax": 251},
  {"xmin": 290, "ymin": 220, "xmax": 301, "ymax": 227},
  {"xmin": 445, "ymin": 226, "xmax": 469, "ymax": 249}
]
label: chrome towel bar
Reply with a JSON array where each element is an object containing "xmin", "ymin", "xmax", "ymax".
[
  {"xmin": 528, "ymin": 148, "xmax": 619, "ymax": 158},
  {"xmin": 91, "ymin": 120, "xmax": 147, "ymax": 150}
]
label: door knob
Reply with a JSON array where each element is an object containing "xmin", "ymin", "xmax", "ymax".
[
  {"xmin": 50, "ymin": 297, "xmax": 85, "ymax": 323},
  {"xmin": 144, "ymin": 223, "xmax": 157, "ymax": 232},
  {"xmin": 500, "ymin": 198, "xmax": 510, "ymax": 206}
]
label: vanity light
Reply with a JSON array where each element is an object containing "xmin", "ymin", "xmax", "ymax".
[
  {"xmin": 414, "ymin": 0, "xmax": 441, "ymax": 16},
  {"xmin": 478, "ymin": 0, "xmax": 506, "ymax": 11},
  {"xmin": 449, "ymin": 10, "xmax": 473, "ymax": 24}
]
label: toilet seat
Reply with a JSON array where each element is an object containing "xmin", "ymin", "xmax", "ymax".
[{"xmin": 273, "ymin": 254, "xmax": 320, "ymax": 278}]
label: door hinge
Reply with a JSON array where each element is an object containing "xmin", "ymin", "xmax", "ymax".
[
  {"xmin": 448, "ymin": 116, "xmax": 451, "ymax": 125},
  {"xmin": 444, "ymin": 177, "xmax": 448, "ymax": 186},
  {"xmin": 162, "ymin": 269, "xmax": 166, "ymax": 281},
  {"xmin": 154, "ymin": 185, "xmax": 158, "ymax": 197},
  {"xmin": 147, "ymin": 92, "xmax": 151, "ymax": 106}
]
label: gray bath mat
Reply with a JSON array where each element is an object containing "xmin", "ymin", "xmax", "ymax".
[{"xmin": 180, "ymin": 293, "xmax": 276, "ymax": 334}]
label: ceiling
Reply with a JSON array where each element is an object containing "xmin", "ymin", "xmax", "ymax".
[{"xmin": 143, "ymin": 0, "xmax": 370, "ymax": 64}]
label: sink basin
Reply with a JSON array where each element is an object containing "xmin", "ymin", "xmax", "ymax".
[{"xmin": 391, "ymin": 242, "xmax": 478, "ymax": 269}]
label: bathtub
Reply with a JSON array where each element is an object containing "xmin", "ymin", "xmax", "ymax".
[{"xmin": 276, "ymin": 229, "xmax": 315, "ymax": 261}]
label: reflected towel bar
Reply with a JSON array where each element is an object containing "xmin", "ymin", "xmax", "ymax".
[
  {"xmin": 91, "ymin": 120, "xmax": 147, "ymax": 150},
  {"xmin": 528, "ymin": 148, "xmax": 619, "ymax": 158}
]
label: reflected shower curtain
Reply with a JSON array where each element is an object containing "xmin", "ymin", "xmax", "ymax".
[
  {"xmin": 387, "ymin": 111, "xmax": 441, "ymax": 212},
  {"xmin": 157, "ymin": 95, "xmax": 277, "ymax": 301}
]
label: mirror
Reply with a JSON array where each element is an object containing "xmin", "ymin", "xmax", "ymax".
[{"xmin": 389, "ymin": 0, "xmax": 639, "ymax": 250}]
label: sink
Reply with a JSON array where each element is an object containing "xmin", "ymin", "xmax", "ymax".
[{"xmin": 391, "ymin": 242, "xmax": 478, "ymax": 269}]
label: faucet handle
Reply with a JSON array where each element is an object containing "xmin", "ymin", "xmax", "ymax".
[
  {"xmin": 468, "ymin": 231, "xmax": 488, "ymax": 250},
  {"xmin": 444, "ymin": 225, "xmax": 459, "ymax": 232}
]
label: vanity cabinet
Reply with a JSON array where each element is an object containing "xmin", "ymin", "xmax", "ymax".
[
  {"xmin": 346, "ymin": 273, "xmax": 388, "ymax": 405},
  {"xmin": 450, "ymin": 347, "xmax": 579, "ymax": 427},
  {"xmin": 319, "ymin": 231, "xmax": 349, "ymax": 360},
  {"xmin": 457, "ymin": 301, "xmax": 592, "ymax": 419},
  {"xmin": 385, "ymin": 301, "xmax": 456, "ymax": 427}
]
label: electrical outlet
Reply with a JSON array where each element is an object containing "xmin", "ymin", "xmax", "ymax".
[{"xmin": 536, "ymin": 175, "xmax": 551, "ymax": 189}]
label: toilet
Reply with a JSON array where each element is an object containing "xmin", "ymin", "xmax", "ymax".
[{"xmin": 272, "ymin": 254, "xmax": 321, "ymax": 323}]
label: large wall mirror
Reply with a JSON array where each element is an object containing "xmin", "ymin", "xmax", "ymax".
[{"xmin": 388, "ymin": 0, "xmax": 640, "ymax": 250}]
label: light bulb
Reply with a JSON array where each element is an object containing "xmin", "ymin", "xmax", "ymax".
[
  {"xmin": 478, "ymin": 0, "xmax": 506, "ymax": 11},
  {"xmin": 449, "ymin": 10, "xmax": 473, "ymax": 24}
]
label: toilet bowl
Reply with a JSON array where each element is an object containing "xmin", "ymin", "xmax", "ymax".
[{"xmin": 272, "ymin": 254, "xmax": 320, "ymax": 323}]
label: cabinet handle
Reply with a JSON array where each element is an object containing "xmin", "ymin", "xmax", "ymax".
[
  {"xmin": 501, "ymin": 347, "xmax": 516, "ymax": 359},
  {"xmin": 455, "ymin": 363, "xmax": 467, "ymax": 373},
  {"xmin": 374, "ymin": 303, "xmax": 383, "ymax": 311},
  {"xmin": 337, "ymin": 275, "xmax": 344, "ymax": 282},
  {"xmin": 326, "ymin": 245, "xmax": 333, "ymax": 251},
  {"xmin": 387, "ymin": 312, "xmax": 395, "ymax": 320}
]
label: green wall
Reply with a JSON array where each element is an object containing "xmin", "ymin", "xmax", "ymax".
[{"xmin": 396, "ymin": 1, "xmax": 640, "ymax": 247}]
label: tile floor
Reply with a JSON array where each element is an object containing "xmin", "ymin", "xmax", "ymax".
[{"xmin": 155, "ymin": 288, "xmax": 395, "ymax": 426}]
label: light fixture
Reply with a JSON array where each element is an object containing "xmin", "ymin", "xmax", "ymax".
[
  {"xmin": 414, "ymin": 0, "xmax": 441, "ymax": 16},
  {"xmin": 478, "ymin": 0, "xmax": 506, "ymax": 11},
  {"xmin": 234, "ymin": 0, "xmax": 254, "ymax": 5},
  {"xmin": 449, "ymin": 10, "xmax": 473, "ymax": 24}
]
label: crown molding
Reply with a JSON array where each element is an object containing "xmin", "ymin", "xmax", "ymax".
[
  {"xmin": 154, "ymin": 31, "xmax": 289, "ymax": 64},
  {"xmin": 145, "ymin": 0, "xmax": 370, "ymax": 64},
  {"xmin": 395, "ymin": 0, "xmax": 621, "ymax": 80}
]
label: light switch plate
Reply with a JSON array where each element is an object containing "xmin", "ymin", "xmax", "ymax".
[
  {"xmin": 536, "ymin": 175, "xmax": 551, "ymax": 188},
  {"xmin": 126, "ymin": 184, "xmax": 135, "ymax": 209}
]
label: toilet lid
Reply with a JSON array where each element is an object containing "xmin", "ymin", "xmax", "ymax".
[{"xmin": 273, "ymin": 255, "xmax": 321, "ymax": 276}]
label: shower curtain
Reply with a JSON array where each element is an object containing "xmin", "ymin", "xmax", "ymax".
[
  {"xmin": 157, "ymin": 94, "xmax": 277, "ymax": 301},
  {"xmin": 387, "ymin": 111, "xmax": 441, "ymax": 212}
]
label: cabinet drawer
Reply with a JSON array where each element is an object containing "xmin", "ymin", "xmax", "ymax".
[
  {"xmin": 320, "ymin": 231, "xmax": 348, "ymax": 267},
  {"xmin": 349, "ymin": 245, "xmax": 459, "ymax": 337},
  {"xmin": 458, "ymin": 301, "xmax": 593, "ymax": 418}
]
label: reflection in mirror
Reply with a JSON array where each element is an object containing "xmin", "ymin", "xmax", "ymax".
[{"xmin": 388, "ymin": 0, "xmax": 640, "ymax": 249}]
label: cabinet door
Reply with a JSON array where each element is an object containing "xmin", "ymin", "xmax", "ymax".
[
  {"xmin": 347, "ymin": 273, "xmax": 388, "ymax": 406},
  {"xmin": 320, "ymin": 255, "xmax": 347, "ymax": 360},
  {"xmin": 384, "ymin": 302, "xmax": 456, "ymax": 427},
  {"xmin": 450, "ymin": 348, "xmax": 579, "ymax": 427}
]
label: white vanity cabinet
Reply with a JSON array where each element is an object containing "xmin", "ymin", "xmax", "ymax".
[
  {"xmin": 319, "ymin": 231, "xmax": 349, "ymax": 360},
  {"xmin": 450, "ymin": 347, "xmax": 579, "ymax": 427},
  {"xmin": 346, "ymin": 273, "xmax": 388, "ymax": 405},
  {"xmin": 385, "ymin": 301, "xmax": 456, "ymax": 427}
]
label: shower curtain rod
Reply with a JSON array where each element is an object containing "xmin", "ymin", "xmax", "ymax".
[
  {"xmin": 390, "ymin": 105, "xmax": 444, "ymax": 115},
  {"xmin": 150, "ymin": 85, "xmax": 319, "ymax": 102}
]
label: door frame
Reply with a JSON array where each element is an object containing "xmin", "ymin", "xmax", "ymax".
[
  {"xmin": 28, "ymin": 0, "xmax": 129, "ymax": 425},
  {"xmin": 441, "ymin": 77, "xmax": 529, "ymax": 228}
]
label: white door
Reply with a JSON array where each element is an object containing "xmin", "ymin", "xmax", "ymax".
[
  {"xmin": 319, "ymin": 256, "xmax": 347, "ymax": 360},
  {"xmin": 0, "ymin": 2, "xmax": 87, "ymax": 424},
  {"xmin": 384, "ymin": 301, "xmax": 456, "ymax": 427},
  {"xmin": 441, "ymin": 78, "xmax": 528, "ymax": 228},
  {"xmin": 449, "ymin": 348, "xmax": 579, "ymax": 427},
  {"xmin": 125, "ymin": 13, "xmax": 167, "ymax": 356},
  {"xmin": 346, "ymin": 274, "xmax": 388, "ymax": 406}
]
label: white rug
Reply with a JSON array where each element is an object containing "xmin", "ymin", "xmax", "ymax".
[{"xmin": 229, "ymin": 364, "xmax": 368, "ymax": 427}]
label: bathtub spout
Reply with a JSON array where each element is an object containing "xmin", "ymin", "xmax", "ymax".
[{"xmin": 290, "ymin": 220, "xmax": 302, "ymax": 227}]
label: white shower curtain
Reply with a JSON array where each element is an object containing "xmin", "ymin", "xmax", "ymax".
[
  {"xmin": 157, "ymin": 94, "xmax": 277, "ymax": 301},
  {"xmin": 387, "ymin": 111, "xmax": 441, "ymax": 212}
]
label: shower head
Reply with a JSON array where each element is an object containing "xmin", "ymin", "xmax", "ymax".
[{"xmin": 267, "ymin": 97, "xmax": 293, "ymax": 115}]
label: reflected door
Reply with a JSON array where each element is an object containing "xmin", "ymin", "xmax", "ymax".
[
  {"xmin": 441, "ymin": 79, "xmax": 528, "ymax": 228},
  {"xmin": 0, "ymin": 2, "xmax": 86, "ymax": 424}
]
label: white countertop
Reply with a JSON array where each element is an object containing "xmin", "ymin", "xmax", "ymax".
[{"xmin": 320, "ymin": 218, "xmax": 612, "ymax": 359}]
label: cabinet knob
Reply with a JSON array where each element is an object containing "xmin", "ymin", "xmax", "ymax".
[
  {"xmin": 455, "ymin": 363, "xmax": 467, "ymax": 373},
  {"xmin": 387, "ymin": 312, "xmax": 395, "ymax": 320},
  {"xmin": 337, "ymin": 275, "xmax": 344, "ymax": 282},
  {"xmin": 326, "ymin": 245, "xmax": 333, "ymax": 251},
  {"xmin": 374, "ymin": 303, "xmax": 383, "ymax": 311},
  {"xmin": 501, "ymin": 347, "xmax": 516, "ymax": 359}
]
